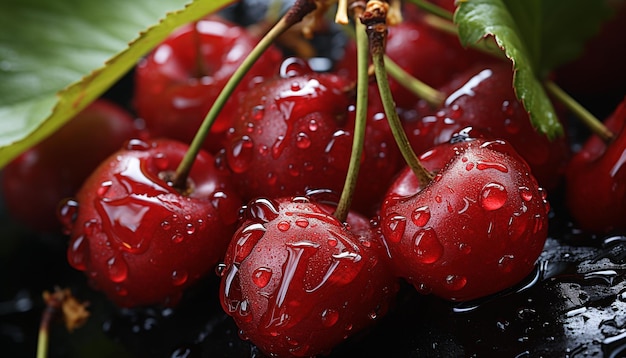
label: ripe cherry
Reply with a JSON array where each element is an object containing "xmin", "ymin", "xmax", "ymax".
[
  {"xmin": 380, "ymin": 137, "xmax": 550, "ymax": 302},
  {"xmin": 219, "ymin": 196, "xmax": 398, "ymax": 357},
  {"xmin": 133, "ymin": 15, "xmax": 283, "ymax": 153},
  {"xmin": 565, "ymin": 97, "xmax": 626, "ymax": 233},
  {"xmin": 60, "ymin": 138, "xmax": 242, "ymax": 307},
  {"xmin": 403, "ymin": 61, "xmax": 571, "ymax": 190},
  {"xmin": 1, "ymin": 99, "xmax": 140, "ymax": 232}
]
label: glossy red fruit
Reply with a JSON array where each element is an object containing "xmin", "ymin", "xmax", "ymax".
[
  {"xmin": 133, "ymin": 16, "xmax": 283, "ymax": 153},
  {"xmin": 219, "ymin": 196, "xmax": 398, "ymax": 358},
  {"xmin": 404, "ymin": 61, "xmax": 571, "ymax": 190},
  {"xmin": 222, "ymin": 58, "xmax": 402, "ymax": 215},
  {"xmin": 1, "ymin": 99, "xmax": 140, "ymax": 232},
  {"xmin": 59, "ymin": 138, "xmax": 242, "ymax": 307},
  {"xmin": 380, "ymin": 138, "xmax": 550, "ymax": 302},
  {"xmin": 565, "ymin": 97, "xmax": 626, "ymax": 233}
]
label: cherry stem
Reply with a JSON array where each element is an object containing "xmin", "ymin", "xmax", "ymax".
[
  {"xmin": 383, "ymin": 55, "xmax": 445, "ymax": 107},
  {"xmin": 172, "ymin": 0, "xmax": 318, "ymax": 190},
  {"xmin": 418, "ymin": 6, "xmax": 616, "ymax": 142},
  {"xmin": 544, "ymin": 80, "xmax": 615, "ymax": 143},
  {"xmin": 335, "ymin": 2, "xmax": 369, "ymax": 223},
  {"xmin": 361, "ymin": 1, "xmax": 434, "ymax": 188},
  {"xmin": 36, "ymin": 291, "xmax": 63, "ymax": 358}
]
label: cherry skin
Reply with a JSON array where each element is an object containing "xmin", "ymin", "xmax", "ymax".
[
  {"xmin": 565, "ymin": 97, "xmax": 626, "ymax": 233},
  {"xmin": 219, "ymin": 196, "xmax": 398, "ymax": 358},
  {"xmin": 133, "ymin": 15, "xmax": 283, "ymax": 153},
  {"xmin": 403, "ymin": 61, "xmax": 571, "ymax": 191},
  {"xmin": 222, "ymin": 58, "xmax": 402, "ymax": 216},
  {"xmin": 59, "ymin": 138, "xmax": 242, "ymax": 308},
  {"xmin": 380, "ymin": 137, "xmax": 550, "ymax": 302},
  {"xmin": 1, "ymin": 99, "xmax": 140, "ymax": 232}
]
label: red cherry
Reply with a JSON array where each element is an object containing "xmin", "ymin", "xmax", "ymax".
[
  {"xmin": 1, "ymin": 99, "xmax": 140, "ymax": 232},
  {"xmin": 219, "ymin": 196, "xmax": 398, "ymax": 357},
  {"xmin": 222, "ymin": 58, "xmax": 402, "ymax": 215},
  {"xmin": 60, "ymin": 138, "xmax": 242, "ymax": 307},
  {"xmin": 404, "ymin": 61, "xmax": 571, "ymax": 190},
  {"xmin": 133, "ymin": 15, "xmax": 283, "ymax": 153},
  {"xmin": 380, "ymin": 138, "xmax": 550, "ymax": 302},
  {"xmin": 565, "ymin": 97, "xmax": 626, "ymax": 233}
]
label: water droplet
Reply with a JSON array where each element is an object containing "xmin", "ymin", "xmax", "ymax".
[
  {"xmin": 277, "ymin": 221, "xmax": 290, "ymax": 231},
  {"xmin": 171, "ymin": 233, "xmax": 184, "ymax": 243},
  {"xmin": 445, "ymin": 274, "xmax": 467, "ymax": 291},
  {"xmin": 67, "ymin": 235, "xmax": 88, "ymax": 271},
  {"xmin": 411, "ymin": 206, "xmax": 431, "ymax": 227},
  {"xmin": 234, "ymin": 223, "xmax": 267, "ymax": 262},
  {"xmin": 327, "ymin": 237, "xmax": 338, "ymax": 247},
  {"xmin": 412, "ymin": 228, "xmax": 443, "ymax": 264},
  {"xmin": 83, "ymin": 219, "xmax": 99, "ymax": 236},
  {"xmin": 295, "ymin": 218, "xmax": 309, "ymax": 228},
  {"xmin": 519, "ymin": 186, "xmax": 533, "ymax": 201},
  {"xmin": 215, "ymin": 263, "xmax": 227, "ymax": 277},
  {"xmin": 498, "ymin": 254, "xmax": 515, "ymax": 273},
  {"xmin": 153, "ymin": 152, "xmax": 169, "ymax": 171},
  {"xmin": 321, "ymin": 308, "xmax": 339, "ymax": 327},
  {"xmin": 296, "ymin": 132, "xmax": 311, "ymax": 149},
  {"xmin": 476, "ymin": 161, "xmax": 509, "ymax": 173},
  {"xmin": 308, "ymin": 119, "xmax": 319, "ymax": 131},
  {"xmin": 466, "ymin": 162, "xmax": 475, "ymax": 171},
  {"xmin": 126, "ymin": 138, "xmax": 150, "ymax": 151},
  {"xmin": 252, "ymin": 267, "xmax": 273, "ymax": 288},
  {"xmin": 107, "ymin": 256, "xmax": 128, "ymax": 283},
  {"xmin": 458, "ymin": 242, "xmax": 471, "ymax": 254},
  {"xmin": 228, "ymin": 136, "xmax": 254, "ymax": 174},
  {"xmin": 58, "ymin": 199, "xmax": 79, "ymax": 234},
  {"xmin": 382, "ymin": 214, "xmax": 407, "ymax": 244},
  {"xmin": 480, "ymin": 182, "xmax": 507, "ymax": 210},
  {"xmin": 172, "ymin": 270, "xmax": 188, "ymax": 286},
  {"xmin": 244, "ymin": 198, "xmax": 280, "ymax": 222},
  {"xmin": 251, "ymin": 105, "xmax": 265, "ymax": 120},
  {"xmin": 161, "ymin": 220, "xmax": 171, "ymax": 230}
]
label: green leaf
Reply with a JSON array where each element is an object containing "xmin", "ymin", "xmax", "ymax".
[
  {"xmin": 0, "ymin": 0, "xmax": 235, "ymax": 169},
  {"xmin": 455, "ymin": 0, "xmax": 563, "ymax": 138}
]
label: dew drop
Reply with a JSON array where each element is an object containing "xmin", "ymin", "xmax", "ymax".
[
  {"xmin": 126, "ymin": 138, "xmax": 150, "ymax": 151},
  {"xmin": 185, "ymin": 223, "xmax": 195, "ymax": 235},
  {"xmin": 308, "ymin": 119, "xmax": 319, "ymax": 131},
  {"xmin": 161, "ymin": 220, "xmax": 171, "ymax": 230},
  {"xmin": 445, "ymin": 274, "xmax": 467, "ymax": 291},
  {"xmin": 411, "ymin": 206, "xmax": 431, "ymax": 227},
  {"xmin": 383, "ymin": 214, "xmax": 407, "ymax": 244},
  {"xmin": 107, "ymin": 256, "xmax": 128, "ymax": 283},
  {"xmin": 277, "ymin": 221, "xmax": 291, "ymax": 231},
  {"xmin": 296, "ymin": 132, "xmax": 311, "ymax": 149},
  {"xmin": 172, "ymin": 270, "xmax": 188, "ymax": 286},
  {"xmin": 171, "ymin": 233, "xmax": 184, "ymax": 244},
  {"xmin": 480, "ymin": 182, "xmax": 507, "ymax": 210},
  {"xmin": 252, "ymin": 267, "xmax": 273, "ymax": 288},
  {"xmin": 97, "ymin": 181, "xmax": 113, "ymax": 198},
  {"xmin": 228, "ymin": 136, "xmax": 254, "ymax": 174},
  {"xmin": 251, "ymin": 105, "xmax": 265, "ymax": 120},
  {"xmin": 58, "ymin": 199, "xmax": 79, "ymax": 234},
  {"xmin": 153, "ymin": 152, "xmax": 169, "ymax": 171},
  {"xmin": 412, "ymin": 228, "xmax": 443, "ymax": 264},
  {"xmin": 67, "ymin": 235, "xmax": 88, "ymax": 271},
  {"xmin": 321, "ymin": 308, "xmax": 339, "ymax": 327},
  {"xmin": 519, "ymin": 186, "xmax": 533, "ymax": 201},
  {"xmin": 295, "ymin": 218, "xmax": 309, "ymax": 228},
  {"xmin": 466, "ymin": 162, "xmax": 475, "ymax": 171},
  {"xmin": 83, "ymin": 219, "xmax": 99, "ymax": 236},
  {"xmin": 476, "ymin": 161, "xmax": 509, "ymax": 173},
  {"xmin": 498, "ymin": 254, "xmax": 515, "ymax": 273},
  {"xmin": 327, "ymin": 237, "xmax": 338, "ymax": 247}
]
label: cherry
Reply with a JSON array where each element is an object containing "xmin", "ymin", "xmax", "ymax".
[
  {"xmin": 218, "ymin": 196, "xmax": 398, "ymax": 357},
  {"xmin": 380, "ymin": 137, "xmax": 550, "ymax": 302},
  {"xmin": 222, "ymin": 58, "xmax": 402, "ymax": 215},
  {"xmin": 565, "ymin": 97, "xmax": 626, "ymax": 233},
  {"xmin": 59, "ymin": 138, "xmax": 242, "ymax": 308},
  {"xmin": 403, "ymin": 61, "xmax": 571, "ymax": 190},
  {"xmin": 1, "ymin": 99, "xmax": 140, "ymax": 232},
  {"xmin": 133, "ymin": 15, "xmax": 283, "ymax": 153}
]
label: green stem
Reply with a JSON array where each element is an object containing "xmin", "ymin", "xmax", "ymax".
[
  {"xmin": 335, "ymin": 4, "xmax": 368, "ymax": 223},
  {"xmin": 173, "ymin": 0, "xmax": 317, "ymax": 190},
  {"xmin": 362, "ymin": 2, "xmax": 433, "ymax": 189},
  {"xmin": 544, "ymin": 80, "xmax": 614, "ymax": 143},
  {"xmin": 406, "ymin": 0, "xmax": 454, "ymax": 21},
  {"xmin": 384, "ymin": 55, "xmax": 444, "ymax": 107}
]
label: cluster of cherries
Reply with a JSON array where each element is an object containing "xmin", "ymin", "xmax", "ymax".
[{"xmin": 2, "ymin": 2, "xmax": 624, "ymax": 357}]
